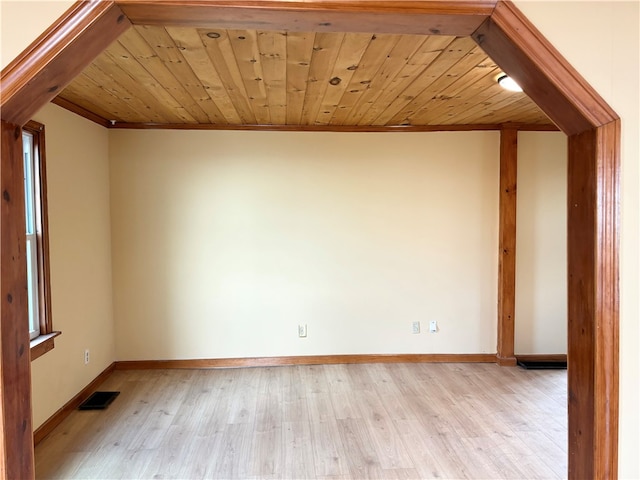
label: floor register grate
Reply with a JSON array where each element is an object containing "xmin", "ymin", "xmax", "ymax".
[
  {"xmin": 517, "ymin": 360, "xmax": 567, "ymax": 370},
  {"xmin": 78, "ymin": 391, "xmax": 120, "ymax": 410}
]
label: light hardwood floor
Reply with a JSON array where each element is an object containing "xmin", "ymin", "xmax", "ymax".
[{"xmin": 35, "ymin": 363, "xmax": 567, "ymax": 479}]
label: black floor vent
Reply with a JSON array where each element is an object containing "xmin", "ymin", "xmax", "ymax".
[
  {"xmin": 517, "ymin": 360, "xmax": 567, "ymax": 370},
  {"xmin": 78, "ymin": 391, "xmax": 120, "ymax": 410}
]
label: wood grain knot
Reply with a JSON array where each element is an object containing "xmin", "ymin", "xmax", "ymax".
[
  {"xmin": 18, "ymin": 343, "xmax": 25, "ymax": 357},
  {"xmin": 117, "ymin": 14, "xmax": 125, "ymax": 24},
  {"xmin": 319, "ymin": 22, "xmax": 331, "ymax": 27},
  {"xmin": 14, "ymin": 127, "xmax": 21, "ymax": 139},
  {"xmin": 206, "ymin": 32, "xmax": 220, "ymax": 39},
  {"xmin": 7, "ymin": 294, "xmax": 12, "ymax": 304},
  {"xmin": 347, "ymin": 65, "xmax": 358, "ymax": 71},
  {"xmin": 430, "ymin": 28, "xmax": 441, "ymax": 35},
  {"xmin": 476, "ymin": 34, "xmax": 485, "ymax": 44},
  {"xmin": 329, "ymin": 77, "xmax": 342, "ymax": 86},
  {"xmin": 3, "ymin": 190, "xmax": 10, "ymax": 202},
  {"xmin": 22, "ymin": 420, "xmax": 28, "ymax": 433},
  {"xmin": 48, "ymin": 85, "xmax": 59, "ymax": 93}
]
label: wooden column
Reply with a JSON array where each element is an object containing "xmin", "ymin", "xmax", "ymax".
[
  {"xmin": 0, "ymin": 120, "xmax": 34, "ymax": 479},
  {"xmin": 567, "ymin": 122, "xmax": 619, "ymax": 479},
  {"xmin": 497, "ymin": 127, "xmax": 518, "ymax": 366}
]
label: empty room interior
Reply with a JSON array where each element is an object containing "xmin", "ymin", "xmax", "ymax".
[{"xmin": 1, "ymin": 1, "xmax": 638, "ymax": 479}]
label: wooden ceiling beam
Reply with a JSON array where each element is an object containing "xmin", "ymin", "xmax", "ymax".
[
  {"xmin": 107, "ymin": 121, "xmax": 558, "ymax": 132},
  {"xmin": 116, "ymin": 0, "xmax": 497, "ymax": 35},
  {"xmin": 50, "ymin": 97, "xmax": 111, "ymax": 128}
]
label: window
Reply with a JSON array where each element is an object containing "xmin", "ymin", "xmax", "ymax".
[{"xmin": 22, "ymin": 121, "xmax": 58, "ymax": 359}]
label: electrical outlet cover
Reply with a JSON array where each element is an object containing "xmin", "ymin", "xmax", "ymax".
[{"xmin": 298, "ymin": 324, "xmax": 307, "ymax": 337}]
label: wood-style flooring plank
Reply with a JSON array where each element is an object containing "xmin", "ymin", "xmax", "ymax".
[{"xmin": 35, "ymin": 363, "xmax": 567, "ymax": 480}]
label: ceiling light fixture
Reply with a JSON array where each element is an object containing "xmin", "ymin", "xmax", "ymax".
[{"xmin": 497, "ymin": 74, "xmax": 523, "ymax": 92}]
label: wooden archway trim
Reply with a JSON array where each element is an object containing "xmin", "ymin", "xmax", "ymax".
[
  {"xmin": 473, "ymin": 4, "xmax": 620, "ymax": 478},
  {"xmin": 0, "ymin": 1, "xmax": 619, "ymax": 479}
]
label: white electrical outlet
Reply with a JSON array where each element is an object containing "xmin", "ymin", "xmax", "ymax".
[
  {"xmin": 412, "ymin": 321, "xmax": 420, "ymax": 334},
  {"xmin": 84, "ymin": 349, "xmax": 90, "ymax": 365},
  {"xmin": 429, "ymin": 320, "xmax": 438, "ymax": 333},
  {"xmin": 298, "ymin": 324, "xmax": 307, "ymax": 338}
]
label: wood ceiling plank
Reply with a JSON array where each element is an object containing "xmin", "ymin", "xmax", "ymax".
[
  {"xmin": 199, "ymin": 30, "xmax": 257, "ymax": 124},
  {"xmin": 494, "ymin": 111, "xmax": 544, "ymax": 126},
  {"xmin": 314, "ymin": 33, "xmax": 373, "ymax": 125},
  {"xmin": 285, "ymin": 32, "xmax": 316, "ymax": 125},
  {"xmin": 257, "ymin": 31, "xmax": 288, "ymax": 125},
  {"xmin": 401, "ymin": 51, "xmax": 496, "ymax": 124},
  {"xmin": 300, "ymin": 33, "xmax": 345, "ymax": 125},
  {"xmin": 510, "ymin": 107, "xmax": 552, "ymax": 125},
  {"xmin": 227, "ymin": 30, "xmax": 271, "ymax": 124},
  {"xmin": 335, "ymin": 34, "xmax": 424, "ymax": 126},
  {"xmin": 427, "ymin": 77, "xmax": 505, "ymax": 125},
  {"xmin": 477, "ymin": 97, "xmax": 542, "ymax": 125},
  {"xmin": 472, "ymin": 94, "xmax": 535, "ymax": 125},
  {"xmin": 165, "ymin": 27, "xmax": 243, "ymax": 124},
  {"xmin": 388, "ymin": 47, "xmax": 488, "ymax": 125},
  {"xmin": 371, "ymin": 37, "xmax": 477, "ymax": 125},
  {"xmin": 135, "ymin": 26, "xmax": 227, "ymax": 124},
  {"xmin": 87, "ymin": 52, "xmax": 174, "ymax": 124},
  {"xmin": 57, "ymin": 89, "xmax": 122, "ymax": 124},
  {"xmin": 69, "ymin": 72, "xmax": 150, "ymax": 123},
  {"xmin": 53, "ymin": 26, "xmax": 552, "ymax": 128},
  {"xmin": 410, "ymin": 64, "xmax": 501, "ymax": 125},
  {"xmin": 102, "ymin": 38, "xmax": 198, "ymax": 123},
  {"xmin": 441, "ymin": 88, "xmax": 522, "ymax": 125},
  {"xmin": 355, "ymin": 35, "xmax": 457, "ymax": 126},
  {"xmin": 121, "ymin": 27, "xmax": 212, "ymax": 123}
]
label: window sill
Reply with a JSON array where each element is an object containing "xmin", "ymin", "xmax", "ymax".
[{"xmin": 30, "ymin": 331, "xmax": 61, "ymax": 361}]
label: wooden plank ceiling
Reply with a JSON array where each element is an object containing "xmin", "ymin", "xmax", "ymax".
[{"xmin": 55, "ymin": 26, "xmax": 553, "ymax": 128}]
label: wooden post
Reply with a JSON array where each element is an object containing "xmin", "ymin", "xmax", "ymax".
[
  {"xmin": 567, "ymin": 122, "xmax": 619, "ymax": 479},
  {"xmin": 0, "ymin": 120, "xmax": 34, "ymax": 479},
  {"xmin": 497, "ymin": 127, "xmax": 518, "ymax": 366}
]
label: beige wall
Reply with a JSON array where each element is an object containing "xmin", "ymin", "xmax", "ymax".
[
  {"xmin": 513, "ymin": 1, "xmax": 640, "ymax": 477},
  {"xmin": 110, "ymin": 130, "xmax": 500, "ymax": 359},
  {"xmin": 515, "ymin": 131, "xmax": 567, "ymax": 354},
  {"xmin": 0, "ymin": 1, "xmax": 73, "ymax": 70},
  {"xmin": 30, "ymin": 103, "xmax": 115, "ymax": 429}
]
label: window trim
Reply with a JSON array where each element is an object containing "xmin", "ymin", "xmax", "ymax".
[{"xmin": 23, "ymin": 120, "xmax": 59, "ymax": 361}]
